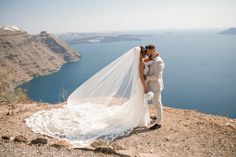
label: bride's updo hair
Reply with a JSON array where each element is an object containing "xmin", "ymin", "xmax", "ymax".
[{"xmin": 140, "ymin": 46, "xmax": 147, "ymax": 55}]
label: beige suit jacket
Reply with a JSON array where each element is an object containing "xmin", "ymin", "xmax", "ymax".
[{"xmin": 146, "ymin": 56, "xmax": 165, "ymax": 92}]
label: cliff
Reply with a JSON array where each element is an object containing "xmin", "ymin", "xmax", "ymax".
[{"xmin": 0, "ymin": 26, "xmax": 80, "ymax": 90}]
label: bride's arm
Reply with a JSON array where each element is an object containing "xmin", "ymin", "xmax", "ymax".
[
  {"xmin": 143, "ymin": 58, "xmax": 151, "ymax": 62},
  {"xmin": 142, "ymin": 52, "xmax": 160, "ymax": 62},
  {"xmin": 139, "ymin": 61, "xmax": 148, "ymax": 93}
]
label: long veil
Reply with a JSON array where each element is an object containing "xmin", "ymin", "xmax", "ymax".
[{"xmin": 25, "ymin": 46, "xmax": 150, "ymax": 148}]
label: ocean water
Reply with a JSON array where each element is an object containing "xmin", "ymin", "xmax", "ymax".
[{"xmin": 19, "ymin": 30, "xmax": 236, "ymax": 118}]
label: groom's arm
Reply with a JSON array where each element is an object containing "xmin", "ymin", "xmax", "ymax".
[{"xmin": 146, "ymin": 61, "xmax": 161, "ymax": 82}]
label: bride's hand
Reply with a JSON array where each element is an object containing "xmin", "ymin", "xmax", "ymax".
[
  {"xmin": 144, "ymin": 87, "xmax": 148, "ymax": 93},
  {"xmin": 155, "ymin": 51, "xmax": 160, "ymax": 56}
]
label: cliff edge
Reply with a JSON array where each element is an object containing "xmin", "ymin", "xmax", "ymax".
[{"xmin": 0, "ymin": 103, "xmax": 235, "ymax": 157}]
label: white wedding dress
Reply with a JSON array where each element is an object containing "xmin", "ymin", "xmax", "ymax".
[{"xmin": 25, "ymin": 46, "xmax": 151, "ymax": 148}]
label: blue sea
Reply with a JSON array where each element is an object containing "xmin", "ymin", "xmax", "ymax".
[{"xmin": 19, "ymin": 30, "xmax": 236, "ymax": 118}]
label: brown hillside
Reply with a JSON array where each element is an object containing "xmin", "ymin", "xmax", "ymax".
[{"xmin": 0, "ymin": 26, "xmax": 80, "ymax": 90}]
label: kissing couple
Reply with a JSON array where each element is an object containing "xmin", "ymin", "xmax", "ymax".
[
  {"xmin": 25, "ymin": 44, "xmax": 165, "ymax": 148},
  {"xmin": 140, "ymin": 44, "xmax": 165, "ymax": 130}
]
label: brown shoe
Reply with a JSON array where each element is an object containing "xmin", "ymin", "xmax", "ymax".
[
  {"xmin": 149, "ymin": 123, "xmax": 162, "ymax": 130},
  {"xmin": 150, "ymin": 115, "xmax": 157, "ymax": 120}
]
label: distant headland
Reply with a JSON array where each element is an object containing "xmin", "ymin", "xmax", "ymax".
[
  {"xmin": 57, "ymin": 33, "xmax": 152, "ymax": 44},
  {"xmin": 219, "ymin": 27, "xmax": 236, "ymax": 35}
]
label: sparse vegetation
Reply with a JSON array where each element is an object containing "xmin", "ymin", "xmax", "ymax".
[{"xmin": 0, "ymin": 82, "xmax": 31, "ymax": 105}]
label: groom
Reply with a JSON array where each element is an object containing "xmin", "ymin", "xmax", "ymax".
[{"xmin": 144, "ymin": 44, "xmax": 165, "ymax": 130}]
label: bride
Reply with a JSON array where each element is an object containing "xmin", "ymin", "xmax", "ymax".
[{"xmin": 25, "ymin": 46, "xmax": 152, "ymax": 148}]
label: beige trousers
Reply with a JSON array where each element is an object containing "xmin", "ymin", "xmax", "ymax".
[{"xmin": 152, "ymin": 91, "xmax": 163, "ymax": 125}]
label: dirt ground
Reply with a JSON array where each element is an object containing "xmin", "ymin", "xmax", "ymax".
[{"xmin": 0, "ymin": 102, "xmax": 235, "ymax": 157}]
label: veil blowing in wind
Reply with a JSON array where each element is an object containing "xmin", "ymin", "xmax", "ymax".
[{"xmin": 25, "ymin": 46, "xmax": 150, "ymax": 148}]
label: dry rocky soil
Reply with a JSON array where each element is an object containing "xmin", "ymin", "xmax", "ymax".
[{"xmin": 0, "ymin": 102, "xmax": 235, "ymax": 157}]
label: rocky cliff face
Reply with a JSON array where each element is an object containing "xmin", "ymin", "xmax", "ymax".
[{"xmin": 0, "ymin": 26, "xmax": 80, "ymax": 90}]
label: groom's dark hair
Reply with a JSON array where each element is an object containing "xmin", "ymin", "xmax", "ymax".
[{"xmin": 145, "ymin": 44, "xmax": 155, "ymax": 50}]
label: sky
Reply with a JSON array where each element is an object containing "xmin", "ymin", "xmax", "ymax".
[{"xmin": 1, "ymin": 0, "xmax": 236, "ymax": 34}]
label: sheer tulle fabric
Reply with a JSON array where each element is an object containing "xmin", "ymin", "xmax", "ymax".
[{"xmin": 25, "ymin": 46, "xmax": 150, "ymax": 148}]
